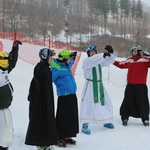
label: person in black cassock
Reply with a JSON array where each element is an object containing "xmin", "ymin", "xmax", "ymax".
[{"xmin": 25, "ymin": 48, "xmax": 57, "ymax": 150}]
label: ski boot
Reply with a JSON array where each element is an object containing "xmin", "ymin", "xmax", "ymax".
[
  {"xmin": 143, "ymin": 120, "xmax": 149, "ymax": 126},
  {"xmin": 56, "ymin": 140, "xmax": 66, "ymax": 147},
  {"xmin": 82, "ymin": 123, "xmax": 91, "ymax": 135},
  {"xmin": 122, "ymin": 119, "xmax": 128, "ymax": 126},
  {"xmin": 37, "ymin": 146, "xmax": 54, "ymax": 150},
  {"xmin": 64, "ymin": 138, "xmax": 76, "ymax": 145},
  {"xmin": 0, "ymin": 147, "xmax": 8, "ymax": 150},
  {"xmin": 103, "ymin": 123, "xmax": 114, "ymax": 129}
]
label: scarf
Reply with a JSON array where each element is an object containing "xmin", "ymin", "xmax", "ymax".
[{"xmin": 85, "ymin": 64, "xmax": 105, "ymax": 105}]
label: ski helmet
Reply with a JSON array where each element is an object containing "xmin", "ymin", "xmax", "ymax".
[
  {"xmin": 58, "ymin": 49, "xmax": 71, "ymax": 61},
  {"xmin": 0, "ymin": 52, "xmax": 9, "ymax": 69},
  {"xmin": 39, "ymin": 48, "xmax": 55, "ymax": 62},
  {"xmin": 86, "ymin": 45, "xmax": 97, "ymax": 57},
  {"xmin": 131, "ymin": 45, "xmax": 142, "ymax": 51}
]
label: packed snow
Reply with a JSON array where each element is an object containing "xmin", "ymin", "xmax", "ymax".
[{"xmin": 1, "ymin": 39, "xmax": 150, "ymax": 150}]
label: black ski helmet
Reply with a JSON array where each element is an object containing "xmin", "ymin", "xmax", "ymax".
[{"xmin": 39, "ymin": 48, "xmax": 55, "ymax": 62}]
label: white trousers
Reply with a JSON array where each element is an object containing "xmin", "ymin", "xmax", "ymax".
[{"xmin": 0, "ymin": 108, "xmax": 14, "ymax": 147}]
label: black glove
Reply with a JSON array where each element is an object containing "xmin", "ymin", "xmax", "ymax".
[
  {"xmin": 105, "ymin": 45, "xmax": 113, "ymax": 53},
  {"xmin": 9, "ymin": 40, "xmax": 22, "ymax": 59},
  {"xmin": 103, "ymin": 52, "xmax": 110, "ymax": 58},
  {"xmin": 70, "ymin": 51, "xmax": 77, "ymax": 60},
  {"xmin": 13, "ymin": 40, "xmax": 22, "ymax": 47},
  {"xmin": 9, "ymin": 52, "xmax": 12, "ymax": 60}
]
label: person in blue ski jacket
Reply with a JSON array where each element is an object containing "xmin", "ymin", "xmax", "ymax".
[
  {"xmin": 51, "ymin": 57, "xmax": 76, "ymax": 96},
  {"xmin": 51, "ymin": 49, "xmax": 79, "ymax": 148}
]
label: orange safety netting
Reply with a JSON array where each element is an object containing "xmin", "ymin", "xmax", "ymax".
[
  {"xmin": 0, "ymin": 41, "xmax": 3, "ymax": 51},
  {"xmin": 0, "ymin": 32, "xmax": 82, "ymax": 75}
]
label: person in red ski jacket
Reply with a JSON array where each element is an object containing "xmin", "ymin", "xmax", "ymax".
[{"xmin": 113, "ymin": 45, "xmax": 150, "ymax": 127}]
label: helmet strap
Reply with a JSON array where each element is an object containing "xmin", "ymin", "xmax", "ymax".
[{"xmin": 0, "ymin": 56, "xmax": 9, "ymax": 60}]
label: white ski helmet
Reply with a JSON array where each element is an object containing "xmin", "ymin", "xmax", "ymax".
[{"xmin": 131, "ymin": 45, "xmax": 142, "ymax": 51}]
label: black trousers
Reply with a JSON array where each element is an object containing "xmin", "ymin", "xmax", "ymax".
[
  {"xmin": 56, "ymin": 94, "xmax": 79, "ymax": 140},
  {"xmin": 120, "ymin": 84, "xmax": 149, "ymax": 121}
]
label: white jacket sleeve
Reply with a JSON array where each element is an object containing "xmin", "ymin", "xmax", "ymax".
[{"xmin": 82, "ymin": 52, "xmax": 116, "ymax": 70}]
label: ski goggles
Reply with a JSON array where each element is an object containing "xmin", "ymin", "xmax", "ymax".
[{"xmin": 87, "ymin": 45, "xmax": 97, "ymax": 51}]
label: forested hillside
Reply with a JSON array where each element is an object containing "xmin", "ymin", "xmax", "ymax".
[{"xmin": 0, "ymin": 0, "xmax": 150, "ymax": 55}]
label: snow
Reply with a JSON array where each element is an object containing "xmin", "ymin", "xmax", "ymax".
[
  {"xmin": 49, "ymin": 28, "xmax": 111, "ymax": 45},
  {"xmin": 1, "ymin": 39, "xmax": 150, "ymax": 150}
]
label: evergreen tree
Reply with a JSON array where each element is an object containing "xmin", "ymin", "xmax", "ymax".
[
  {"xmin": 136, "ymin": 0, "xmax": 143, "ymax": 20},
  {"xmin": 119, "ymin": 0, "xmax": 131, "ymax": 17},
  {"xmin": 109, "ymin": 0, "xmax": 119, "ymax": 20}
]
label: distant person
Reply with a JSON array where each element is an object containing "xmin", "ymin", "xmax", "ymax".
[
  {"xmin": 113, "ymin": 45, "xmax": 150, "ymax": 126},
  {"xmin": 80, "ymin": 45, "xmax": 116, "ymax": 135},
  {"xmin": 51, "ymin": 49, "xmax": 79, "ymax": 147},
  {"xmin": 25, "ymin": 48, "xmax": 57, "ymax": 150},
  {"xmin": 0, "ymin": 40, "xmax": 22, "ymax": 150}
]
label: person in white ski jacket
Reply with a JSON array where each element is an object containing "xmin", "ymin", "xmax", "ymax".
[
  {"xmin": 0, "ymin": 40, "xmax": 22, "ymax": 150},
  {"xmin": 80, "ymin": 45, "xmax": 116, "ymax": 135}
]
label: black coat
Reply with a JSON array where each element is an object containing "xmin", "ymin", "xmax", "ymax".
[
  {"xmin": 0, "ymin": 45, "xmax": 19, "ymax": 109},
  {"xmin": 25, "ymin": 62, "xmax": 57, "ymax": 146}
]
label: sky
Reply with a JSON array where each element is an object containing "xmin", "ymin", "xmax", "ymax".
[
  {"xmin": 141, "ymin": 0, "xmax": 150, "ymax": 6},
  {"xmin": 1, "ymin": 39, "xmax": 150, "ymax": 150}
]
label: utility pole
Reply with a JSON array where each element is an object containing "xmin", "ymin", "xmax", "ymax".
[
  {"xmin": 2, "ymin": 0, "xmax": 6, "ymax": 38},
  {"xmin": 29, "ymin": 0, "xmax": 38, "ymax": 42},
  {"xmin": 62, "ymin": 0, "xmax": 70, "ymax": 47},
  {"xmin": 13, "ymin": 0, "xmax": 21, "ymax": 32}
]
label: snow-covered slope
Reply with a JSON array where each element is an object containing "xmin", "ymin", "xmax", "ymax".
[{"xmin": 1, "ymin": 39, "xmax": 150, "ymax": 150}]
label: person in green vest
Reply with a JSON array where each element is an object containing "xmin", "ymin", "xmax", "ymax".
[{"xmin": 80, "ymin": 45, "xmax": 116, "ymax": 135}]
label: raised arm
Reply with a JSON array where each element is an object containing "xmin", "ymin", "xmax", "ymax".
[{"xmin": 8, "ymin": 40, "xmax": 22, "ymax": 73}]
